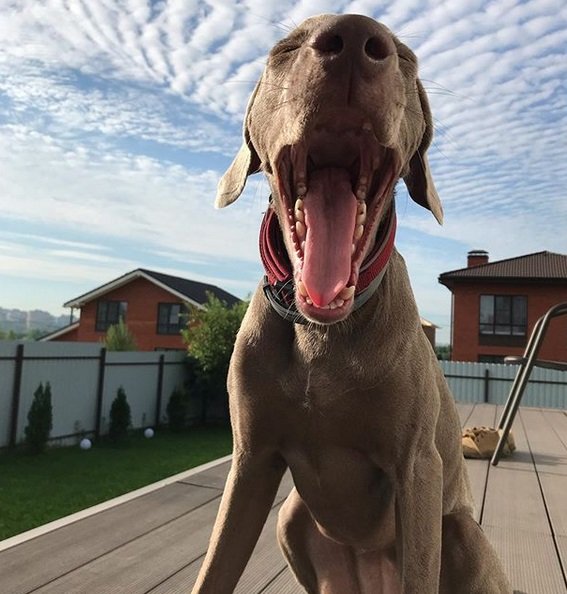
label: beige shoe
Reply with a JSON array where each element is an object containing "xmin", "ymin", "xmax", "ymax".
[{"xmin": 462, "ymin": 426, "xmax": 516, "ymax": 459}]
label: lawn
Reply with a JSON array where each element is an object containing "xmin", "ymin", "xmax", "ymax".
[{"xmin": 0, "ymin": 427, "xmax": 232, "ymax": 541}]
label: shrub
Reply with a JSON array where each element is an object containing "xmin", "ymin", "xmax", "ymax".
[
  {"xmin": 25, "ymin": 382, "xmax": 53, "ymax": 453},
  {"xmin": 104, "ymin": 319, "xmax": 137, "ymax": 351},
  {"xmin": 166, "ymin": 387, "xmax": 188, "ymax": 432},
  {"xmin": 108, "ymin": 386, "xmax": 131, "ymax": 442}
]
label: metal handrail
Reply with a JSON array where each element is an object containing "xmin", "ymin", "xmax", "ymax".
[{"xmin": 491, "ymin": 302, "xmax": 567, "ymax": 466}]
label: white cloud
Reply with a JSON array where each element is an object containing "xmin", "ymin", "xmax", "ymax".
[{"xmin": 0, "ymin": 0, "xmax": 565, "ymax": 341}]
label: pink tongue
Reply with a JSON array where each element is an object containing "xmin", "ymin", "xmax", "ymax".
[{"xmin": 302, "ymin": 168, "xmax": 357, "ymax": 308}]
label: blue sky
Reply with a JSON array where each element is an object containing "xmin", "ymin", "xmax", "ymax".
[{"xmin": 1, "ymin": 0, "xmax": 566, "ymax": 343}]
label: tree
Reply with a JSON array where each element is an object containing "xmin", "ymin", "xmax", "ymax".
[
  {"xmin": 104, "ymin": 319, "xmax": 137, "ymax": 351},
  {"xmin": 25, "ymin": 382, "xmax": 53, "ymax": 453},
  {"xmin": 181, "ymin": 293, "xmax": 248, "ymax": 421},
  {"xmin": 108, "ymin": 386, "xmax": 131, "ymax": 442}
]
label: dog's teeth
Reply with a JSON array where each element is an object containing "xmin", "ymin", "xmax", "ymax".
[
  {"xmin": 297, "ymin": 280, "xmax": 308, "ymax": 297},
  {"xmin": 294, "ymin": 198, "xmax": 305, "ymax": 222},
  {"xmin": 362, "ymin": 121, "xmax": 372, "ymax": 132},
  {"xmin": 357, "ymin": 201, "xmax": 367, "ymax": 216},
  {"xmin": 335, "ymin": 298, "xmax": 344, "ymax": 308},
  {"xmin": 356, "ymin": 188, "xmax": 367, "ymax": 201},
  {"xmin": 296, "ymin": 183, "xmax": 307, "ymax": 196},
  {"xmin": 359, "ymin": 176, "xmax": 368, "ymax": 185},
  {"xmin": 357, "ymin": 212, "xmax": 366, "ymax": 225},
  {"xmin": 306, "ymin": 297, "xmax": 313, "ymax": 305},
  {"xmin": 352, "ymin": 243, "xmax": 356, "ymax": 254},
  {"xmin": 354, "ymin": 225, "xmax": 364, "ymax": 241},
  {"xmin": 301, "ymin": 240, "xmax": 306, "ymax": 251},
  {"xmin": 296, "ymin": 220, "xmax": 306, "ymax": 239},
  {"xmin": 329, "ymin": 301, "xmax": 337, "ymax": 310},
  {"xmin": 339, "ymin": 286, "xmax": 355, "ymax": 300}
]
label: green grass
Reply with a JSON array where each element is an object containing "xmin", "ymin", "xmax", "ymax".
[{"xmin": 0, "ymin": 427, "xmax": 232, "ymax": 541}]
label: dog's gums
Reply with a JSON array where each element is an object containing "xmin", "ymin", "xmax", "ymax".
[{"xmin": 274, "ymin": 121, "xmax": 397, "ymax": 316}]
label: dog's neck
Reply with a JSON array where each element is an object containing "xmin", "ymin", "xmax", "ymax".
[{"xmin": 287, "ymin": 250, "xmax": 422, "ymax": 365}]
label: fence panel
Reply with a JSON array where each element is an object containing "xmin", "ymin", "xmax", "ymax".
[
  {"xmin": 0, "ymin": 341, "xmax": 188, "ymax": 447},
  {"xmin": 439, "ymin": 360, "xmax": 567, "ymax": 409},
  {"xmin": 0, "ymin": 342, "xmax": 17, "ymax": 447}
]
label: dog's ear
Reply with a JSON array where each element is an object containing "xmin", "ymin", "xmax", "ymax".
[
  {"xmin": 215, "ymin": 82, "xmax": 262, "ymax": 209},
  {"xmin": 403, "ymin": 79, "xmax": 443, "ymax": 225}
]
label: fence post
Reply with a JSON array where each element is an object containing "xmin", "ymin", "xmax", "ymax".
[
  {"xmin": 483, "ymin": 368, "xmax": 490, "ymax": 403},
  {"xmin": 95, "ymin": 348, "xmax": 107, "ymax": 439},
  {"xmin": 155, "ymin": 354, "xmax": 165, "ymax": 428},
  {"xmin": 9, "ymin": 343, "xmax": 25, "ymax": 447}
]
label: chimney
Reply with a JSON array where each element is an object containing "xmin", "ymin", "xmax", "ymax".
[{"xmin": 467, "ymin": 250, "xmax": 489, "ymax": 268}]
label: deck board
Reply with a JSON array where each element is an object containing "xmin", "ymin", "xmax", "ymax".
[
  {"xmin": 1, "ymin": 404, "xmax": 566, "ymax": 594},
  {"xmin": 461, "ymin": 403, "xmax": 499, "ymax": 521}
]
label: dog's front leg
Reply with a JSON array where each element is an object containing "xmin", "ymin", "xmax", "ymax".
[
  {"xmin": 192, "ymin": 449, "xmax": 287, "ymax": 594},
  {"xmin": 395, "ymin": 447, "xmax": 443, "ymax": 594}
]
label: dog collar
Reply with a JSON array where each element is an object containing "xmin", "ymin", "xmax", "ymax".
[{"xmin": 260, "ymin": 201, "xmax": 397, "ymax": 324}]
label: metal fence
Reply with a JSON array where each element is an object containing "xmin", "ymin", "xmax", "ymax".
[
  {"xmin": 0, "ymin": 341, "xmax": 191, "ymax": 448},
  {"xmin": 1, "ymin": 342, "xmax": 565, "ymax": 448},
  {"xmin": 439, "ymin": 360, "xmax": 567, "ymax": 409}
]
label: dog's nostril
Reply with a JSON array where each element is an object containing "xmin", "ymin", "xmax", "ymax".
[
  {"xmin": 311, "ymin": 32, "xmax": 344, "ymax": 55},
  {"xmin": 364, "ymin": 36, "xmax": 391, "ymax": 61}
]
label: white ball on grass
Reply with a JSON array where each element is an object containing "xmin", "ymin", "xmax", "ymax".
[
  {"xmin": 144, "ymin": 428, "xmax": 155, "ymax": 439},
  {"xmin": 80, "ymin": 438, "xmax": 92, "ymax": 450}
]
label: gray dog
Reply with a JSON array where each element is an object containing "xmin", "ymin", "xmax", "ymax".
[{"xmin": 192, "ymin": 14, "xmax": 512, "ymax": 594}]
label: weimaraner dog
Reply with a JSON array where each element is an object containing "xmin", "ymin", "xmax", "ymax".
[{"xmin": 192, "ymin": 14, "xmax": 512, "ymax": 594}]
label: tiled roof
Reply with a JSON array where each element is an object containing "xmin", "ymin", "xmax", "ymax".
[
  {"xmin": 140, "ymin": 269, "xmax": 241, "ymax": 307},
  {"xmin": 439, "ymin": 251, "xmax": 567, "ymax": 285},
  {"xmin": 64, "ymin": 269, "xmax": 241, "ymax": 308}
]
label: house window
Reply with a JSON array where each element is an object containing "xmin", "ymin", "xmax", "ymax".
[
  {"xmin": 96, "ymin": 301, "xmax": 128, "ymax": 332},
  {"xmin": 479, "ymin": 295, "xmax": 527, "ymax": 336},
  {"xmin": 157, "ymin": 303, "xmax": 187, "ymax": 335}
]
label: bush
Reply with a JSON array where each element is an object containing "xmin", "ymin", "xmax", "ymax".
[
  {"xmin": 108, "ymin": 386, "xmax": 131, "ymax": 442},
  {"xmin": 166, "ymin": 387, "xmax": 188, "ymax": 432},
  {"xmin": 104, "ymin": 319, "xmax": 137, "ymax": 351},
  {"xmin": 25, "ymin": 382, "xmax": 53, "ymax": 453}
]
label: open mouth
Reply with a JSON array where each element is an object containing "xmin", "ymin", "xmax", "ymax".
[{"xmin": 274, "ymin": 121, "xmax": 399, "ymax": 321}]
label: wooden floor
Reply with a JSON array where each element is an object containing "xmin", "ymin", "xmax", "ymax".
[{"xmin": 1, "ymin": 404, "xmax": 566, "ymax": 594}]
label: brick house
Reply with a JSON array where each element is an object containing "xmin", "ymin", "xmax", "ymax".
[
  {"xmin": 438, "ymin": 251, "xmax": 567, "ymax": 363},
  {"xmin": 43, "ymin": 269, "xmax": 241, "ymax": 351}
]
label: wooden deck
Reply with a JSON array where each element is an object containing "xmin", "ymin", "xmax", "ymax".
[{"xmin": 1, "ymin": 404, "xmax": 566, "ymax": 593}]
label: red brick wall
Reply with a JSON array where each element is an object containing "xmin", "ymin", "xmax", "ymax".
[
  {"xmin": 74, "ymin": 278, "xmax": 188, "ymax": 351},
  {"xmin": 451, "ymin": 282, "xmax": 567, "ymax": 362}
]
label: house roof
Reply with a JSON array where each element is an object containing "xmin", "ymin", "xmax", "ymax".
[
  {"xmin": 63, "ymin": 268, "xmax": 241, "ymax": 309},
  {"xmin": 439, "ymin": 251, "xmax": 567, "ymax": 287},
  {"xmin": 38, "ymin": 322, "xmax": 80, "ymax": 341}
]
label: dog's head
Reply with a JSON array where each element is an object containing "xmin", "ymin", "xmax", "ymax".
[{"xmin": 217, "ymin": 14, "xmax": 442, "ymax": 324}]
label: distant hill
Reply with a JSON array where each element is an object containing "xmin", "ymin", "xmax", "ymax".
[{"xmin": 0, "ymin": 307, "xmax": 70, "ymax": 336}]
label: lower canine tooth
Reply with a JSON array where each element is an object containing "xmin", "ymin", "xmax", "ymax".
[
  {"xmin": 297, "ymin": 281, "xmax": 308, "ymax": 297},
  {"xmin": 306, "ymin": 297, "xmax": 313, "ymax": 305},
  {"xmin": 339, "ymin": 286, "xmax": 355, "ymax": 300}
]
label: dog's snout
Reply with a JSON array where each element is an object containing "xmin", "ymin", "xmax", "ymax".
[{"xmin": 309, "ymin": 16, "xmax": 394, "ymax": 63}]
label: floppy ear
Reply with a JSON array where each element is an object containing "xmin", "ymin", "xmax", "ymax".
[
  {"xmin": 403, "ymin": 79, "xmax": 443, "ymax": 225},
  {"xmin": 215, "ymin": 81, "xmax": 262, "ymax": 209}
]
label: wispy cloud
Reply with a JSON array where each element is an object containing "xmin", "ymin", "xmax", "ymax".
[{"xmin": 0, "ymin": 0, "xmax": 566, "ymax": 342}]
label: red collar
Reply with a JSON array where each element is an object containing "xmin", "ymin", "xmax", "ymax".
[{"xmin": 260, "ymin": 202, "xmax": 396, "ymax": 321}]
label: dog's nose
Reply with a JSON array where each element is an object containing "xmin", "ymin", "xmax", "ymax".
[{"xmin": 309, "ymin": 15, "xmax": 395, "ymax": 64}]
